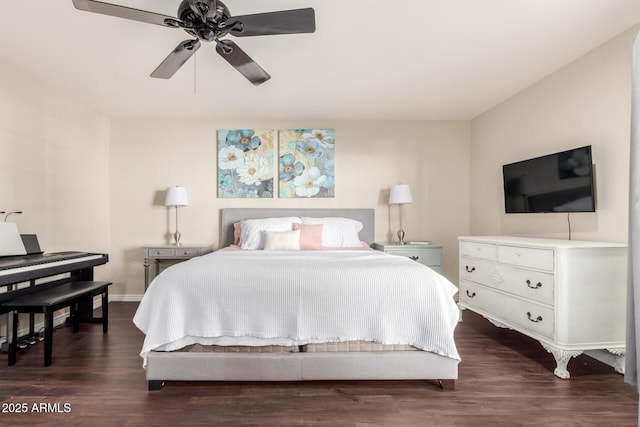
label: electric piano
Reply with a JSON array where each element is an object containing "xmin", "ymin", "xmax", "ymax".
[
  {"xmin": 0, "ymin": 252, "xmax": 109, "ymax": 354},
  {"xmin": 0, "ymin": 252, "xmax": 109, "ymax": 366},
  {"xmin": 0, "ymin": 252, "xmax": 108, "ymax": 288},
  {"xmin": 0, "ymin": 252, "xmax": 108, "ymax": 298}
]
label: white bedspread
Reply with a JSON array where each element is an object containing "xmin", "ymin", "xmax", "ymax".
[{"xmin": 133, "ymin": 249, "xmax": 461, "ymax": 367}]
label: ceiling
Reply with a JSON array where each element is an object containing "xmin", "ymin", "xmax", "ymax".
[{"xmin": 1, "ymin": 0, "xmax": 639, "ymax": 121}]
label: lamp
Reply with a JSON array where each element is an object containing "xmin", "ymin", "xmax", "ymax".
[
  {"xmin": 165, "ymin": 186, "xmax": 189, "ymax": 246},
  {"xmin": 389, "ymin": 184, "xmax": 413, "ymax": 245}
]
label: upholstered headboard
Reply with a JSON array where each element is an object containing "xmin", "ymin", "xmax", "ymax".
[{"xmin": 220, "ymin": 208, "xmax": 375, "ymax": 247}]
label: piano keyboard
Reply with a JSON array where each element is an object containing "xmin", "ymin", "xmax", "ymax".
[{"xmin": 0, "ymin": 253, "xmax": 105, "ymax": 276}]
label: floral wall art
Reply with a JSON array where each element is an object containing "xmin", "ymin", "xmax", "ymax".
[
  {"xmin": 278, "ymin": 128, "xmax": 335, "ymax": 198},
  {"xmin": 217, "ymin": 129, "xmax": 275, "ymax": 198}
]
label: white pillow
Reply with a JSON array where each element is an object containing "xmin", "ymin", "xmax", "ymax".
[
  {"xmin": 263, "ymin": 229, "xmax": 301, "ymax": 251},
  {"xmin": 240, "ymin": 217, "xmax": 302, "ymax": 250},
  {"xmin": 300, "ymin": 217, "xmax": 363, "ymax": 248}
]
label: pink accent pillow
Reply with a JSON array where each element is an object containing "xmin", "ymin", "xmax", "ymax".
[{"xmin": 292, "ymin": 223, "xmax": 323, "ymax": 250}]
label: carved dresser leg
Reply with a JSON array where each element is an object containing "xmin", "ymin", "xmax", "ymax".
[
  {"xmin": 541, "ymin": 343, "xmax": 582, "ymax": 379},
  {"xmin": 607, "ymin": 348, "xmax": 626, "ymax": 374}
]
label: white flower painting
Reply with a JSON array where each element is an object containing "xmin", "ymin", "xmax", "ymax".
[
  {"xmin": 217, "ymin": 129, "xmax": 275, "ymax": 198},
  {"xmin": 279, "ymin": 129, "xmax": 335, "ymax": 198}
]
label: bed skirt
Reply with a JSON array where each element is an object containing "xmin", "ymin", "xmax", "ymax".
[{"xmin": 146, "ymin": 350, "xmax": 458, "ymax": 390}]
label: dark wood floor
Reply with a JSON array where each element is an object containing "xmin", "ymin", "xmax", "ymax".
[{"xmin": 0, "ymin": 303, "xmax": 637, "ymax": 426}]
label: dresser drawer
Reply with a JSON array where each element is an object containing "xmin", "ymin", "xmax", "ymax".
[
  {"xmin": 388, "ymin": 247, "xmax": 441, "ymax": 266},
  {"xmin": 175, "ymin": 247, "xmax": 203, "ymax": 257},
  {"xmin": 497, "ymin": 246, "xmax": 554, "ymax": 271},
  {"xmin": 374, "ymin": 243, "xmax": 442, "ymax": 271},
  {"xmin": 459, "ymin": 258, "xmax": 497, "ymax": 287},
  {"xmin": 496, "ymin": 264, "xmax": 554, "ymax": 306},
  {"xmin": 460, "ymin": 258, "xmax": 554, "ymax": 305},
  {"xmin": 144, "ymin": 246, "xmax": 211, "ymax": 258},
  {"xmin": 459, "ymin": 281, "xmax": 555, "ymax": 340},
  {"xmin": 148, "ymin": 248, "xmax": 175, "ymax": 257},
  {"xmin": 460, "ymin": 241, "xmax": 497, "ymax": 261}
]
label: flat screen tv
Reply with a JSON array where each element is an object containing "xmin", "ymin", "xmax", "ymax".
[{"xmin": 502, "ymin": 145, "xmax": 596, "ymax": 213}]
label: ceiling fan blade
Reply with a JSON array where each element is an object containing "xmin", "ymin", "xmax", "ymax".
[
  {"xmin": 215, "ymin": 40, "xmax": 271, "ymax": 86},
  {"xmin": 228, "ymin": 8, "xmax": 315, "ymax": 37},
  {"xmin": 72, "ymin": 0, "xmax": 178, "ymax": 27},
  {"xmin": 151, "ymin": 40, "xmax": 201, "ymax": 79}
]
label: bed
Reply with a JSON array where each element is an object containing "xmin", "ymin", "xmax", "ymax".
[{"xmin": 134, "ymin": 208, "xmax": 460, "ymax": 391}]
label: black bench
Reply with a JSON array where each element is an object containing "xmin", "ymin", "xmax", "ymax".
[{"xmin": 3, "ymin": 281, "xmax": 111, "ymax": 366}]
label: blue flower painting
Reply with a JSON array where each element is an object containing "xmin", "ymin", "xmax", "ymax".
[
  {"xmin": 218, "ymin": 129, "xmax": 275, "ymax": 198},
  {"xmin": 279, "ymin": 129, "xmax": 335, "ymax": 198}
]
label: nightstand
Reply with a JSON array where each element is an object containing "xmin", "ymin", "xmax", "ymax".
[
  {"xmin": 373, "ymin": 243, "xmax": 443, "ymax": 273},
  {"xmin": 142, "ymin": 244, "xmax": 214, "ymax": 290}
]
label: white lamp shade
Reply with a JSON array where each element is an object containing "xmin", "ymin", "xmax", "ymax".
[
  {"xmin": 389, "ymin": 184, "xmax": 413, "ymax": 205},
  {"xmin": 165, "ymin": 186, "xmax": 189, "ymax": 207}
]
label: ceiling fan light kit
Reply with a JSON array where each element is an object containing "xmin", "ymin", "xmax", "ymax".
[{"xmin": 71, "ymin": 0, "xmax": 316, "ymax": 85}]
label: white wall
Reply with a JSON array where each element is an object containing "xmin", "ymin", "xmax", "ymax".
[
  {"xmin": 109, "ymin": 120, "xmax": 471, "ymax": 296},
  {"xmin": 469, "ymin": 26, "xmax": 638, "ymax": 242},
  {"xmin": 0, "ymin": 56, "xmax": 471, "ymax": 301},
  {"xmin": 2, "ymin": 23, "xmax": 636, "ymax": 303},
  {"xmin": 0, "ymin": 60, "xmax": 111, "ymax": 265},
  {"xmin": 0, "ymin": 60, "xmax": 111, "ymax": 335}
]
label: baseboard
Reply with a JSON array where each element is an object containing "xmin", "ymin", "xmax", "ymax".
[{"xmin": 109, "ymin": 294, "xmax": 143, "ymax": 303}]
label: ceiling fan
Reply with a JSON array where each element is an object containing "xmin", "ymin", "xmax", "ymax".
[{"xmin": 71, "ymin": 0, "xmax": 316, "ymax": 85}]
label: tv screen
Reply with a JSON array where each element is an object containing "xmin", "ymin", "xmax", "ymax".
[{"xmin": 502, "ymin": 146, "xmax": 596, "ymax": 213}]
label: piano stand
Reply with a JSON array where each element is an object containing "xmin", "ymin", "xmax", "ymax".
[{"xmin": 4, "ymin": 281, "xmax": 111, "ymax": 366}]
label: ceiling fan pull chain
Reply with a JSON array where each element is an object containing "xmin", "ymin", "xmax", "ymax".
[{"xmin": 194, "ymin": 50, "xmax": 197, "ymax": 95}]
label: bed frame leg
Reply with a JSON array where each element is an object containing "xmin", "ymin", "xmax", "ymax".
[
  {"xmin": 438, "ymin": 379, "xmax": 455, "ymax": 391},
  {"xmin": 148, "ymin": 380, "xmax": 165, "ymax": 391}
]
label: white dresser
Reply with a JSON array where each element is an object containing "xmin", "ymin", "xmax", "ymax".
[{"xmin": 458, "ymin": 236, "xmax": 627, "ymax": 379}]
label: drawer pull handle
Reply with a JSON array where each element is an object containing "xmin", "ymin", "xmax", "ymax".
[
  {"xmin": 526, "ymin": 279, "xmax": 542, "ymax": 289},
  {"xmin": 465, "ymin": 266, "xmax": 475, "ymax": 273},
  {"xmin": 526, "ymin": 312, "xmax": 543, "ymax": 323},
  {"xmin": 409, "ymin": 256, "xmax": 419, "ymax": 261},
  {"xmin": 466, "ymin": 290, "xmax": 476, "ymax": 298}
]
